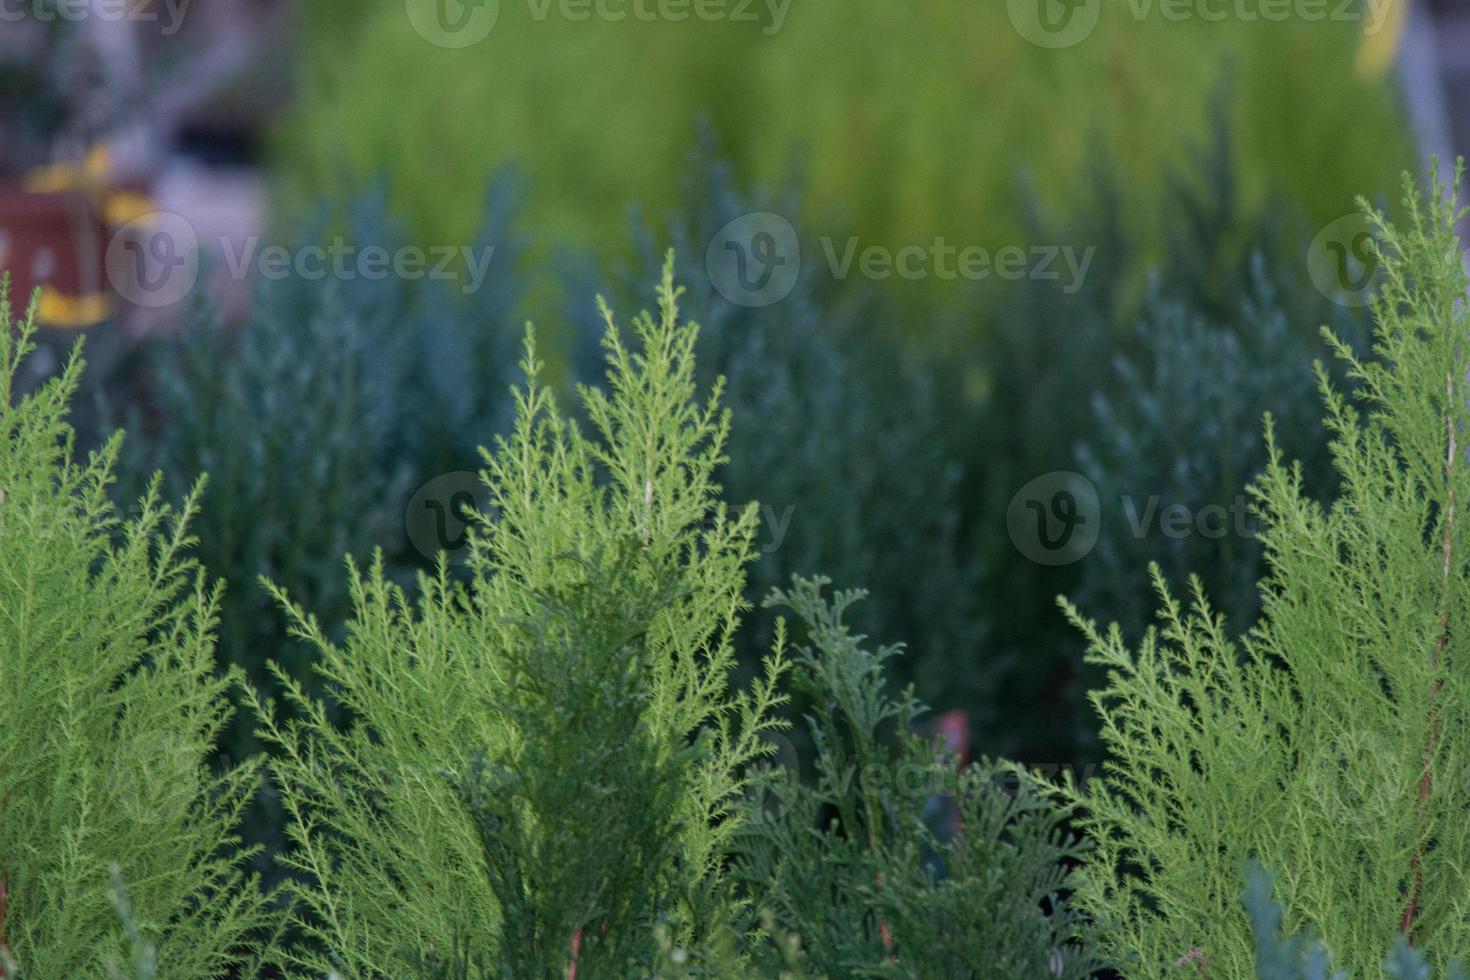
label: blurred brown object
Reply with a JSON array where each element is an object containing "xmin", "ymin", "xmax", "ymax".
[
  {"xmin": 0, "ymin": 186, "xmax": 107, "ymax": 328},
  {"xmin": 0, "ymin": 143, "xmax": 160, "ymax": 331}
]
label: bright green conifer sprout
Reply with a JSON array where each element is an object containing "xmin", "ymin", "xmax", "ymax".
[
  {"xmin": 256, "ymin": 255, "xmax": 789, "ymax": 976},
  {"xmin": 1059, "ymin": 165, "xmax": 1470, "ymax": 975},
  {"xmin": 0, "ymin": 280, "xmax": 278, "ymax": 976}
]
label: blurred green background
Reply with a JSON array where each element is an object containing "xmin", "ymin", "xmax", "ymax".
[{"xmin": 279, "ymin": 0, "xmax": 1413, "ymax": 295}]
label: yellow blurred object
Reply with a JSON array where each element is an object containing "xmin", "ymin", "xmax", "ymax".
[
  {"xmin": 1356, "ymin": 0, "xmax": 1408, "ymax": 79},
  {"xmin": 103, "ymin": 191, "xmax": 157, "ymax": 227},
  {"xmin": 25, "ymin": 146, "xmax": 157, "ymax": 227},
  {"xmin": 24, "ymin": 145, "xmax": 113, "ymax": 195},
  {"xmin": 35, "ymin": 287, "xmax": 111, "ymax": 330}
]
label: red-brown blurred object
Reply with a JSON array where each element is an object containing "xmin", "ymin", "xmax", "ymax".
[
  {"xmin": 0, "ymin": 186, "xmax": 109, "ymax": 329},
  {"xmin": 928, "ymin": 709, "xmax": 971, "ymax": 768},
  {"xmin": 0, "ymin": 145, "xmax": 159, "ymax": 330}
]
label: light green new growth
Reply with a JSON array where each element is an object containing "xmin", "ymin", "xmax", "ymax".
[
  {"xmin": 1059, "ymin": 166, "xmax": 1470, "ymax": 976},
  {"xmin": 0, "ymin": 281, "xmax": 277, "ymax": 976},
  {"xmin": 256, "ymin": 255, "xmax": 789, "ymax": 976}
]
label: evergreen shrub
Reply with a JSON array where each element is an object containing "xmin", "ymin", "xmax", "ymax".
[
  {"xmin": 0, "ymin": 281, "xmax": 279, "ymax": 976},
  {"xmin": 1058, "ymin": 166, "xmax": 1470, "ymax": 976},
  {"xmin": 117, "ymin": 180, "xmax": 527, "ymax": 764},
  {"xmin": 734, "ymin": 577, "xmax": 1102, "ymax": 978},
  {"xmin": 257, "ymin": 260, "xmax": 1098, "ymax": 977},
  {"xmin": 581, "ymin": 148, "xmax": 990, "ymax": 738}
]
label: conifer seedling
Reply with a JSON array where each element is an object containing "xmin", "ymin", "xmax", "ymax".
[
  {"xmin": 0, "ymin": 280, "xmax": 278, "ymax": 976},
  {"xmin": 1059, "ymin": 166, "xmax": 1470, "ymax": 975},
  {"xmin": 255, "ymin": 256, "xmax": 789, "ymax": 976}
]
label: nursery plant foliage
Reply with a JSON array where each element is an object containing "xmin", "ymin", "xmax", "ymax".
[
  {"xmin": 1060, "ymin": 166, "xmax": 1470, "ymax": 976},
  {"xmin": 0, "ymin": 283, "xmax": 279, "ymax": 976}
]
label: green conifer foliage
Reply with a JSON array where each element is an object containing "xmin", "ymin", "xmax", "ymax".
[
  {"xmin": 0, "ymin": 283, "xmax": 277, "ymax": 976},
  {"xmin": 117, "ymin": 184, "xmax": 526, "ymax": 882},
  {"xmin": 1058, "ymin": 167, "xmax": 1470, "ymax": 975},
  {"xmin": 255, "ymin": 258, "xmax": 788, "ymax": 975},
  {"xmin": 734, "ymin": 577, "xmax": 1103, "ymax": 978},
  {"xmin": 124, "ymin": 183, "xmax": 525, "ymax": 755},
  {"xmin": 1074, "ymin": 257, "xmax": 1357, "ymax": 644},
  {"xmin": 583, "ymin": 145, "xmax": 988, "ymax": 738},
  {"xmin": 980, "ymin": 112, "xmax": 1368, "ymax": 759},
  {"xmin": 1243, "ymin": 862, "xmax": 1467, "ymax": 980}
]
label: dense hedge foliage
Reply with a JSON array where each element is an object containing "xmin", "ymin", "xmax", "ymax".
[
  {"xmin": 734, "ymin": 577, "xmax": 1101, "ymax": 978},
  {"xmin": 118, "ymin": 182, "xmax": 526, "ymax": 755},
  {"xmin": 106, "ymin": 184, "xmax": 526, "ymax": 884},
  {"xmin": 248, "ymin": 260, "xmax": 1093, "ymax": 976},
  {"xmin": 8, "ymin": 258, "xmax": 1104, "ymax": 975},
  {"xmin": 1244, "ymin": 862, "xmax": 1467, "ymax": 980},
  {"xmin": 575, "ymin": 145, "xmax": 992, "ymax": 736},
  {"xmin": 113, "ymin": 126, "xmax": 1374, "ymax": 775},
  {"xmin": 251, "ymin": 265, "xmax": 784, "ymax": 973},
  {"xmin": 973, "ymin": 116, "xmax": 1370, "ymax": 756}
]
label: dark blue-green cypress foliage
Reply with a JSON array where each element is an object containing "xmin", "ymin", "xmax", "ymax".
[{"xmin": 974, "ymin": 106, "xmax": 1372, "ymax": 759}]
